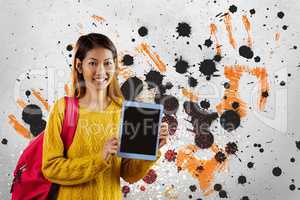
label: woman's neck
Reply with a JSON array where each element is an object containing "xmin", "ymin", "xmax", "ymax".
[{"xmin": 79, "ymin": 88, "xmax": 111, "ymax": 111}]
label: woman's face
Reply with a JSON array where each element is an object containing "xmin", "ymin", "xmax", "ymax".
[{"xmin": 77, "ymin": 47, "xmax": 116, "ymax": 91}]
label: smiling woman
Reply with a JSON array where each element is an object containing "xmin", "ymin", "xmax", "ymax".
[{"xmin": 40, "ymin": 33, "xmax": 168, "ymax": 200}]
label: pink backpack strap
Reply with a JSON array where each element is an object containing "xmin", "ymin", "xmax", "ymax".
[{"xmin": 61, "ymin": 96, "xmax": 79, "ymax": 152}]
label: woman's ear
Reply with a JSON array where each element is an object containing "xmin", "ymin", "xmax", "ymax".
[{"xmin": 76, "ymin": 59, "xmax": 83, "ymax": 74}]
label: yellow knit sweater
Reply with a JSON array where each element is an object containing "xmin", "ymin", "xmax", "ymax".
[{"xmin": 42, "ymin": 97, "xmax": 161, "ymax": 200}]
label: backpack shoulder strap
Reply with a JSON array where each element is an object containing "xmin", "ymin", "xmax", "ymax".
[{"xmin": 61, "ymin": 96, "xmax": 79, "ymax": 152}]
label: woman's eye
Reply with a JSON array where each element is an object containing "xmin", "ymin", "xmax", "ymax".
[
  {"xmin": 105, "ymin": 62, "xmax": 112, "ymax": 65},
  {"xmin": 89, "ymin": 62, "xmax": 97, "ymax": 66}
]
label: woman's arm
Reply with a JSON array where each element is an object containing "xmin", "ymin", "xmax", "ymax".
[
  {"xmin": 120, "ymin": 150, "xmax": 161, "ymax": 184},
  {"xmin": 42, "ymin": 97, "xmax": 111, "ymax": 186}
]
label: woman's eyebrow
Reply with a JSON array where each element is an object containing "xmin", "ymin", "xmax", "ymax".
[{"xmin": 87, "ymin": 58, "xmax": 113, "ymax": 61}]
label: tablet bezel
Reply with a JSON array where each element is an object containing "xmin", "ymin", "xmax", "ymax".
[{"xmin": 117, "ymin": 100, "xmax": 164, "ymax": 161}]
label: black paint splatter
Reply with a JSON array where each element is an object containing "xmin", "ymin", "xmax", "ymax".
[
  {"xmin": 174, "ymin": 57, "xmax": 190, "ymax": 74},
  {"xmin": 25, "ymin": 90, "xmax": 31, "ymax": 97},
  {"xmin": 238, "ymin": 175, "xmax": 247, "ymax": 184},
  {"xmin": 144, "ymin": 70, "xmax": 164, "ymax": 89},
  {"xmin": 204, "ymin": 39, "xmax": 213, "ymax": 47},
  {"xmin": 277, "ymin": 11, "xmax": 285, "ymax": 19},
  {"xmin": 229, "ymin": 5, "xmax": 237, "ymax": 13},
  {"xmin": 272, "ymin": 167, "xmax": 282, "ymax": 176},
  {"xmin": 214, "ymin": 184, "xmax": 222, "ymax": 191},
  {"xmin": 162, "ymin": 115, "xmax": 178, "ymax": 136},
  {"xmin": 199, "ymin": 59, "xmax": 218, "ymax": 80},
  {"xmin": 213, "ymin": 54, "xmax": 222, "ymax": 62},
  {"xmin": 296, "ymin": 141, "xmax": 300, "ymax": 150},
  {"xmin": 155, "ymin": 95, "xmax": 179, "ymax": 115},
  {"xmin": 250, "ymin": 9, "xmax": 256, "ymax": 15},
  {"xmin": 195, "ymin": 131, "xmax": 214, "ymax": 149},
  {"xmin": 200, "ymin": 99, "xmax": 210, "ymax": 109},
  {"xmin": 188, "ymin": 76, "xmax": 198, "ymax": 87},
  {"xmin": 220, "ymin": 110, "xmax": 241, "ymax": 132},
  {"xmin": 225, "ymin": 142, "xmax": 238, "ymax": 154},
  {"xmin": 122, "ymin": 54, "xmax": 134, "ymax": 66},
  {"xmin": 138, "ymin": 26, "xmax": 148, "ymax": 37},
  {"xmin": 215, "ymin": 151, "xmax": 227, "ymax": 163},
  {"xmin": 239, "ymin": 45, "xmax": 254, "ymax": 59},
  {"xmin": 121, "ymin": 76, "xmax": 143, "ymax": 100},
  {"xmin": 219, "ymin": 190, "xmax": 228, "ymax": 198},
  {"xmin": 22, "ymin": 104, "xmax": 46, "ymax": 137},
  {"xmin": 247, "ymin": 162, "xmax": 254, "ymax": 168},
  {"xmin": 254, "ymin": 56, "xmax": 261, "ymax": 63},
  {"xmin": 66, "ymin": 44, "xmax": 73, "ymax": 51},
  {"xmin": 176, "ymin": 22, "xmax": 191, "ymax": 38},
  {"xmin": 1, "ymin": 138, "xmax": 8, "ymax": 145},
  {"xmin": 189, "ymin": 185, "xmax": 197, "ymax": 192}
]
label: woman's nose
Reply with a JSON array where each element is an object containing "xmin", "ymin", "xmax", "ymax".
[{"xmin": 95, "ymin": 63, "xmax": 105, "ymax": 73}]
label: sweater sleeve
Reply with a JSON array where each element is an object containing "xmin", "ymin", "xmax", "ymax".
[
  {"xmin": 120, "ymin": 150, "xmax": 161, "ymax": 184},
  {"xmin": 42, "ymin": 97, "xmax": 111, "ymax": 186}
]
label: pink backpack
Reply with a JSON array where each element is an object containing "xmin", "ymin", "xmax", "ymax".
[{"xmin": 10, "ymin": 96, "xmax": 79, "ymax": 200}]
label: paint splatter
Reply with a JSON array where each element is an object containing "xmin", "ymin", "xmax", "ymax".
[
  {"xmin": 1, "ymin": 138, "xmax": 8, "ymax": 145},
  {"xmin": 136, "ymin": 43, "xmax": 167, "ymax": 72},
  {"xmin": 224, "ymin": 14, "xmax": 237, "ymax": 49},
  {"xmin": 204, "ymin": 39, "xmax": 213, "ymax": 47},
  {"xmin": 247, "ymin": 162, "xmax": 254, "ymax": 168},
  {"xmin": 176, "ymin": 22, "xmax": 191, "ymax": 38},
  {"xmin": 22, "ymin": 104, "xmax": 46, "ymax": 137},
  {"xmin": 165, "ymin": 149, "xmax": 177, "ymax": 162},
  {"xmin": 144, "ymin": 70, "xmax": 164, "ymax": 89},
  {"xmin": 238, "ymin": 175, "xmax": 247, "ymax": 184},
  {"xmin": 122, "ymin": 185, "xmax": 130, "ymax": 198},
  {"xmin": 220, "ymin": 110, "xmax": 240, "ymax": 132},
  {"xmin": 143, "ymin": 169, "xmax": 157, "ymax": 184},
  {"xmin": 215, "ymin": 151, "xmax": 227, "ymax": 163},
  {"xmin": 200, "ymin": 99, "xmax": 210, "ymax": 109},
  {"xmin": 272, "ymin": 167, "xmax": 282, "ymax": 176},
  {"xmin": 138, "ymin": 26, "xmax": 148, "ymax": 37},
  {"xmin": 122, "ymin": 54, "xmax": 134, "ymax": 66},
  {"xmin": 225, "ymin": 142, "xmax": 238, "ymax": 154},
  {"xmin": 239, "ymin": 45, "xmax": 254, "ymax": 59},
  {"xmin": 229, "ymin": 5, "xmax": 237, "ymax": 13},
  {"xmin": 189, "ymin": 185, "xmax": 197, "ymax": 192},
  {"xmin": 296, "ymin": 141, "xmax": 300, "ymax": 150},
  {"xmin": 162, "ymin": 115, "xmax": 178, "ymax": 136},
  {"xmin": 188, "ymin": 76, "xmax": 198, "ymax": 87},
  {"xmin": 199, "ymin": 59, "xmax": 218, "ymax": 80},
  {"xmin": 277, "ymin": 11, "xmax": 285, "ymax": 19},
  {"xmin": 121, "ymin": 76, "xmax": 143, "ymax": 100},
  {"xmin": 66, "ymin": 44, "xmax": 73, "ymax": 51},
  {"xmin": 174, "ymin": 56, "xmax": 190, "ymax": 74},
  {"xmin": 155, "ymin": 95, "xmax": 179, "ymax": 115},
  {"xmin": 195, "ymin": 131, "xmax": 214, "ymax": 149}
]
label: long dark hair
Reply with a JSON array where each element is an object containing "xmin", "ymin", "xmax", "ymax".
[{"xmin": 71, "ymin": 33, "xmax": 123, "ymax": 106}]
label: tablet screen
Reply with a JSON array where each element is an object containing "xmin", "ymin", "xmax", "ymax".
[{"xmin": 120, "ymin": 106, "xmax": 161, "ymax": 156}]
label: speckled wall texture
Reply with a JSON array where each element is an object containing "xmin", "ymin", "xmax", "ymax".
[{"xmin": 1, "ymin": 0, "xmax": 300, "ymax": 199}]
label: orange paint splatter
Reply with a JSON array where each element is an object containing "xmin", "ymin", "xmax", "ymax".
[
  {"xmin": 216, "ymin": 65, "xmax": 269, "ymax": 117},
  {"xmin": 210, "ymin": 23, "xmax": 221, "ymax": 55},
  {"xmin": 176, "ymin": 144, "xmax": 227, "ymax": 196},
  {"xmin": 224, "ymin": 14, "xmax": 237, "ymax": 49},
  {"xmin": 91, "ymin": 15, "xmax": 105, "ymax": 22},
  {"xmin": 181, "ymin": 88, "xmax": 199, "ymax": 102},
  {"xmin": 8, "ymin": 114, "xmax": 31, "ymax": 139},
  {"xmin": 16, "ymin": 98, "xmax": 27, "ymax": 109},
  {"xmin": 31, "ymin": 89, "xmax": 50, "ymax": 111},
  {"xmin": 242, "ymin": 15, "xmax": 253, "ymax": 48},
  {"xmin": 136, "ymin": 43, "xmax": 167, "ymax": 73}
]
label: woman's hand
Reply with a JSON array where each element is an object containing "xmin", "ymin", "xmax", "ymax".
[
  {"xmin": 103, "ymin": 137, "xmax": 119, "ymax": 161},
  {"xmin": 158, "ymin": 122, "xmax": 169, "ymax": 149}
]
